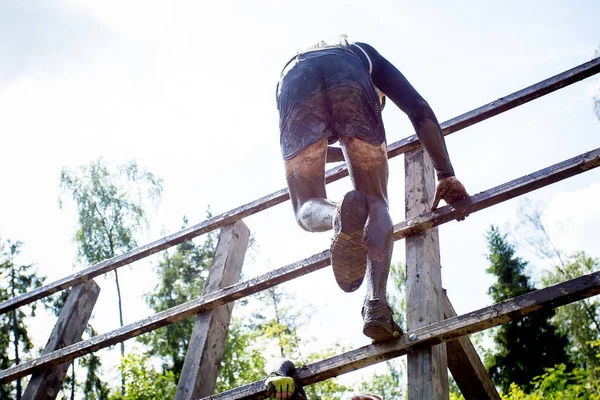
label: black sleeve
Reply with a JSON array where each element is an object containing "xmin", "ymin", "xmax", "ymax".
[
  {"xmin": 275, "ymin": 360, "xmax": 297, "ymax": 377},
  {"xmin": 355, "ymin": 42, "xmax": 455, "ymax": 179}
]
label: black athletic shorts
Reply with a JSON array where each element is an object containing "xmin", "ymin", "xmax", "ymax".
[{"xmin": 276, "ymin": 48, "xmax": 386, "ymax": 160}]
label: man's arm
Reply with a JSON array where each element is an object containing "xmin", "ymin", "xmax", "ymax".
[
  {"xmin": 355, "ymin": 42, "xmax": 469, "ymax": 211},
  {"xmin": 356, "ymin": 42, "xmax": 455, "ymax": 180}
]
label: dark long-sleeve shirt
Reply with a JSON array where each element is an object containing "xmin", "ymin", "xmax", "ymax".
[{"xmin": 349, "ymin": 42, "xmax": 455, "ymax": 179}]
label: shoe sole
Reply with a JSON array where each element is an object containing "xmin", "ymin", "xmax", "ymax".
[
  {"xmin": 363, "ymin": 320, "xmax": 403, "ymax": 342},
  {"xmin": 331, "ymin": 190, "xmax": 369, "ymax": 293}
]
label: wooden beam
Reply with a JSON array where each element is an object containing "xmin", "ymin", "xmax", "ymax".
[
  {"xmin": 175, "ymin": 221, "xmax": 250, "ymax": 399},
  {"xmin": 204, "ymin": 271, "xmax": 600, "ymax": 400},
  {"xmin": 443, "ymin": 292, "xmax": 500, "ymax": 400},
  {"xmin": 1, "ymin": 147, "xmax": 599, "ymax": 383},
  {"xmin": 22, "ymin": 281, "xmax": 100, "ymax": 400},
  {"xmin": 0, "ymin": 250, "xmax": 331, "ymax": 384},
  {"xmin": 2, "ymin": 58, "xmax": 598, "ymax": 315},
  {"xmin": 405, "ymin": 148, "xmax": 448, "ymax": 399}
]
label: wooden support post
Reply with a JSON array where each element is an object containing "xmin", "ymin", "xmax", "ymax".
[
  {"xmin": 23, "ymin": 280, "xmax": 100, "ymax": 400},
  {"xmin": 443, "ymin": 292, "xmax": 500, "ymax": 400},
  {"xmin": 405, "ymin": 148, "xmax": 449, "ymax": 400},
  {"xmin": 175, "ymin": 220, "xmax": 250, "ymax": 400}
]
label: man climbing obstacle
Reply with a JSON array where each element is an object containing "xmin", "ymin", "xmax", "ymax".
[
  {"xmin": 264, "ymin": 360, "xmax": 381, "ymax": 400},
  {"xmin": 276, "ymin": 35, "xmax": 469, "ymax": 342}
]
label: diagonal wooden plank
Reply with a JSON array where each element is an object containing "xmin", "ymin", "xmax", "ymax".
[
  {"xmin": 1, "ymin": 58, "xmax": 598, "ymax": 316},
  {"xmin": 0, "ymin": 147, "xmax": 599, "ymax": 384},
  {"xmin": 22, "ymin": 281, "xmax": 100, "ymax": 400},
  {"xmin": 444, "ymin": 292, "xmax": 501, "ymax": 400},
  {"xmin": 205, "ymin": 271, "xmax": 600, "ymax": 400}
]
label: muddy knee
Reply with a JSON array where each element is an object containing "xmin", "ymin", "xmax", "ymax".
[{"xmin": 295, "ymin": 198, "xmax": 336, "ymax": 233}]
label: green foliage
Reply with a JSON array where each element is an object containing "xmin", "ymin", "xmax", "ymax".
[
  {"xmin": 357, "ymin": 361, "xmax": 403, "ymax": 400},
  {"xmin": 216, "ymin": 318, "xmax": 267, "ymax": 393},
  {"xmin": 501, "ymin": 342, "xmax": 600, "ymax": 399},
  {"xmin": 485, "ymin": 226, "xmax": 570, "ymax": 393},
  {"xmin": 108, "ymin": 354, "xmax": 177, "ymax": 400},
  {"xmin": 542, "ymin": 252, "xmax": 600, "ymax": 372},
  {"xmin": 80, "ymin": 326, "xmax": 110, "ymax": 400},
  {"xmin": 255, "ymin": 287, "xmax": 304, "ymax": 359},
  {"xmin": 138, "ymin": 216, "xmax": 216, "ymax": 381},
  {"xmin": 60, "ymin": 158, "xmax": 163, "ymax": 265},
  {"xmin": 301, "ymin": 343, "xmax": 352, "ymax": 400},
  {"xmin": 60, "ymin": 158, "xmax": 162, "ymax": 394},
  {"xmin": 0, "ymin": 239, "xmax": 46, "ymax": 399}
]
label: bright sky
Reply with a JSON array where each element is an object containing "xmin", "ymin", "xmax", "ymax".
[{"xmin": 1, "ymin": 0, "xmax": 599, "ymax": 393}]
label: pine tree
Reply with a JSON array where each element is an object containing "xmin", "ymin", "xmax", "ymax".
[
  {"xmin": 137, "ymin": 216, "xmax": 216, "ymax": 381},
  {"xmin": 485, "ymin": 226, "xmax": 570, "ymax": 392},
  {"xmin": 0, "ymin": 239, "xmax": 46, "ymax": 399}
]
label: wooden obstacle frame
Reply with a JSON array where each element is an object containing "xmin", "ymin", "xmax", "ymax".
[{"xmin": 1, "ymin": 57, "xmax": 599, "ymax": 400}]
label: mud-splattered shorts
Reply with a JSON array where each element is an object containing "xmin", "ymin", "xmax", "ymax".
[{"xmin": 276, "ymin": 48, "xmax": 386, "ymax": 161}]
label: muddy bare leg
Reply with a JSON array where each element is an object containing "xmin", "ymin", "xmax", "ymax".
[
  {"xmin": 285, "ymin": 139, "xmax": 336, "ymax": 232},
  {"xmin": 340, "ymin": 138, "xmax": 393, "ymax": 301},
  {"xmin": 341, "ymin": 137, "xmax": 400, "ymax": 341}
]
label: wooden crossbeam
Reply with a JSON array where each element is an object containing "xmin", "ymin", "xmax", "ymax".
[
  {"xmin": 0, "ymin": 147, "xmax": 598, "ymax": 384},
  {"xmin": 444, "ymin": 293, "xmax": 500, "ymax": 400},
  {"xmin": 204, "ymin": 271, "xmax": 600, "ymax": 400},
  {"xmin": 1, "ymin": 58, "xmax": 597, "ymax": 316}
]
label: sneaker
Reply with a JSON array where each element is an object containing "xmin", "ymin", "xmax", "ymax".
[
  {"xmin": 362, "ymin": 298, "xmax": 403, "ymax": 342},
  {"xmin": 331, "ymin": 190, "xmax": 369, "ymax": 292}
]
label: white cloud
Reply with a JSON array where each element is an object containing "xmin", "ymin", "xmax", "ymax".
[{"xmin": 543, "ymin": 183, "xmax": 600, "ymax": 259}]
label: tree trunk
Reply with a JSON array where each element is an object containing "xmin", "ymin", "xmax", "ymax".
[
  {"xmin": 113, "ymin": 269, "xmax": 125, "ymax": 395},
  {"xmin": 11, "ymin": 262, "xmax": 21, "ymax": 400},
  {"xmin": 71, "ymin": 361, "xmax": 75, "ymax": 400}
]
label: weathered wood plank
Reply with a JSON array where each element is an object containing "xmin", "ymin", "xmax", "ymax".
[
  {"xmin": 1, "ymin": 147, "xmax": 599, "ymax": 383},
  {"xmin": 444, "ymin": 292, "xmax": 500, "ymax": 400},
  {"xmin": 405, "ymin": 148, "xmax": 448, "ymax": 400},
  {"xmin": 0, "ymin": 250, "xmax": 331, "ymax": 384},
  {"xmin": 175, "ymin": 221, "xmax": 250, "ymax": 400},
  {"xmin": 22, "ymin": 281, "xmax": 100, "ymax": 400},
  {"xmin": 2, "ymin": 58, "xmax": 597, "ymax": 315},
  {"xmin": 205, "ymin": 271, "xmax": 600, "ymax": 400}
]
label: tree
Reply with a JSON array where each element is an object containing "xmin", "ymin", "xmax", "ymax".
[
  {"xmin": 108, "ymin": 353, "xmax": 177, "ymax": 400},
  {"xmin": 357, "ymin": 361, "xmax": 403, "ymax": 400},
  {"xmin": 500, "ymin": 341, "xmax": 600, "ymax": 399},
  {"xmin": 516, "ymin": 199, "xmax": 600, "ymax": 371},
  {"xmin": 255, "ymin": 287, "xmax": 304, "ymax": 360},
  {"xmin": 138, "ymin": 216, "xmax": 216, "ymax": 381},
  {"xmin": 215, "ymin": 318, "xmax": 267, "ymax": 393},
  {"xmin": 542, "ymin": 253, "xmax": 600, "ymax": 372},
  {"xmin": 485, "ymin": 226, "xmax": 570, "ymax": 393},
  {"xmin": 60, "ymin": 158, "xmax": 163, "ymax": 393},
  {"xmin": 0, "ymin": 239, "xmax": 46, "ymax": 400}
]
